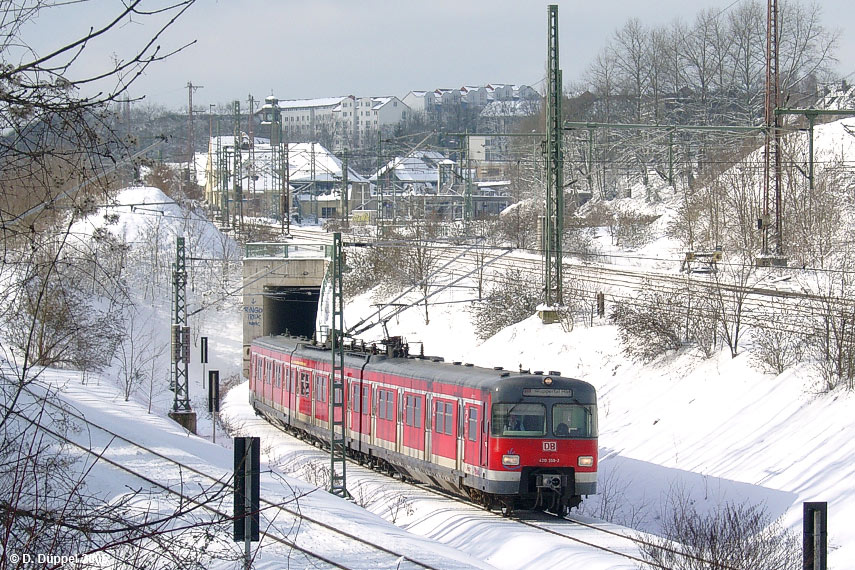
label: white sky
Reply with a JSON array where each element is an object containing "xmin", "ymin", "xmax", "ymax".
[{"xmin": 18, "ymin": 0, "xmax": 855, "ymax": 110}]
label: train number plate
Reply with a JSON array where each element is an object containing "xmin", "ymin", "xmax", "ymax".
[{"xmin": 542, "ymin": 441, "xmax": 557, "ymax": 452}]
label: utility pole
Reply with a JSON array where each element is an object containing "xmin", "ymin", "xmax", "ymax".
[
  {"xmin": 233, "ymin": 100, "xmax": 243, "ymax": 231},
  {"xmin": 261, "ymin": 96, "xmax": 289, "ymax": 234},
  {"xmin": 340, "ymin": 149, "xmax": 349, "ymax": 225},
  {"xmin": 247, "ymin": 95, "xmax": 256, "ymax": 206},
  {"xmin": 544, "ymin": 4, "xmax": 564, "ymax": 314},
  {"xmin": 284, "ymin": 141, "xmax": 291, "ymax": 234},
  {"xmin": 187, "ymin": 81, "xmax": 203, "ymax": 189},
  {"xmin": 208, "ymin": 104, "xmax": 215, "ymax": 205},
  {"xmin": 464, "ymin": 132, "xmax": 473, "ymax": 223},
  {"xmin": 169, "ymin": 237, "xmax": 195, "ymax": 433}
]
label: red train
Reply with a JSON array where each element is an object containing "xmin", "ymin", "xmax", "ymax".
[{"xmin": 249, "ymin": 335, "xmax": 598, "ymax": 513}]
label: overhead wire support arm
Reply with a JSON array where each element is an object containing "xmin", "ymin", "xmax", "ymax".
[
  {"xmin": 346, "ymin": 244, "xmax": 513, "ymax": 338},
  {"xmin": 774, "ymin": 108, "xmax": 855, "ymax": 191}
]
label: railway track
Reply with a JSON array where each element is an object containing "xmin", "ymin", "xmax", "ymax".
[
  {"xmin": 287, "ymin": 226, "xmax": 848, "ymax": 340},
  {"xmin": 10, "ymin": 383, "xmax": 453, "ymax": 570}
]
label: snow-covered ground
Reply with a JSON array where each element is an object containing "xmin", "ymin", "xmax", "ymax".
[{"xmin": 7, "ymin": 116, "xmax": 855, "ymax": 568}]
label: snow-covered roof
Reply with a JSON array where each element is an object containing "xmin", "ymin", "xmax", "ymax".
[
  {"xmin": 276, "ymin": 97, "xmax": 348, "ymax": 110},
  {"xmin": 370, "ymin": 150, "xmax": 450, "ymax": 183},
  {"xmin": 207, "ymin": 139, "xmax": 366, "ymax": 191}
]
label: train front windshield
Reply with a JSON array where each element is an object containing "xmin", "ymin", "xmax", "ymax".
[
  {"xmin": 491, "ymin": 402, "xmax": 597, "ymax": 438},
  {"xmin": 492, "ymin": 403, "xmax": 546, "ymax": 436},
  {"xmin": 552, "ymin": 404, "xmax": 597, "ymax": 438}
]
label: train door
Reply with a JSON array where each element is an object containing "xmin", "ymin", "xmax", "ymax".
[
  {"xmin": 463, "ymin": 403, "xmax": 482, "ymax": 468},
  {"xmin": 314, "ymin": 372, "xmax": 329, "ymax": 426}
]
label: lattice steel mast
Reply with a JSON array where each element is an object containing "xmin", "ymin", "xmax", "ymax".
[
  {"xmin": 544, "ymin": 4, "xmax": 564, "ymax": 307},
  {"xmin": 169, "ymin": 237, "xmax": 194, "ymax": 432},
  {"xmin": 329, "ymin": 232, "xmax": 347, "ymax": 497},
  {"xmin": 762, "ymin": 0, "xmax": 783, "ymax": 258}
]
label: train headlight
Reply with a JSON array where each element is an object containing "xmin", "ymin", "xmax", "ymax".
[
  {"xmin": 578, "ymin": 455, "xmax": 594, "ymax": 467},
  {"xmin": 502, "ymin": 454, "xmax": 520, "ymax": 466}
]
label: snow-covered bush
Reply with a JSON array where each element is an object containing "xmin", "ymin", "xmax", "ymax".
[
  {"xmin": 639, "ymin": 499, "xmax": 799, "ymax": 570},
  {"xmin": 751, "ymin": 303, "xmax": 807, "ymax": 375},
  {"xmin": 471, "ymin": 269, "xmax": 541, "ymax": 340},
  {"xmin": 610, "ymin": 284, "xmax": 684, "ymax": 362}
]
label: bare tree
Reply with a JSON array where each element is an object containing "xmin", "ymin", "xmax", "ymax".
[
  {"xmin": 398, "ymin": 217, "xmax": 443, "ymax": 325},
  {"xmin": 709, "ymin": 254, "xmax": 756, "ymax": 358},
  {"xmin": 116, "ymin": 309, "xmax": 167, "ymax": 402},
  {"xmin": 0, "ymin": 1, "xmax": 208, "ymax": 564},
  {"xmin": 640, "ymin": 492, "xmax": 800, "ymax": 570}
]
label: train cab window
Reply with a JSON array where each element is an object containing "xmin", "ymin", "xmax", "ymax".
[
  {"xmin": 491, "ymin": 403, "xmax": 546, "ymax": 437},
  {"xmin": 552, "ymin": 404, "xmax": 598, "ymax": 438}
]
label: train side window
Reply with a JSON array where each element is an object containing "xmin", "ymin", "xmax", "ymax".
[
  {"xmin": 414, "ymin": 396, "xmax": 422, "ymax": 428},
  {"xmin": 467, "ymin": 407, "xmax": 478, "ymax": 441},
  {"xmin": 315, "ymin": 376, "xmax": 327, "ymax": 403},
  {"xmin": 362, "ymin": 386, "xmax": 370, "ymax": 414},
  {"xmin": 435, "ymin": 401, "xmax": 455, "ymax": 435},
  {"xmin": 378, "ymin": 389, "xmax": 388, "ymax": 420},
  {"xmin": 351, "ymin": 384, "xmax": 359, "ymax": 411},
  {"xmin": 299, "ymin": 371, "xmax": 311, "ymax": 397},
  {"xmin": 386, "ymin": 390, "xmax": 395, "ymax": 420},
  {"xmin": 405, "ymin": 395, "xmax": 414, "ymax": 426}
]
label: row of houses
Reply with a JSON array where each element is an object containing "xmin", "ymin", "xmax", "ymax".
[
  {"xmin": 270, "ymin": 83, "xmax": 541, "ymax": 148},
  {"xmin": 202, "ymin": 136, "xmax": 512, "ymax": 224},
  {"xmin": 401, "ymin": 83, "xmax": 539, "ymax": 114}
]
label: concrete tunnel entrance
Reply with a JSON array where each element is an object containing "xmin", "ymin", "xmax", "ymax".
[
  {"xmin": 242, "ymin": 244, "xmax": 328, "ymax": 375},
  {"xmin": 262, "ymin": 285, "xmax": 320, "ymax": 339}
]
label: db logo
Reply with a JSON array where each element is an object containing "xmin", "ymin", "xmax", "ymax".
[{"xmin": 542, "ymin": 441, "xmax": 557, "ymax": 452}]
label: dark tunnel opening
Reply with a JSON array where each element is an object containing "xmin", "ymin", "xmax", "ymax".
[{"xmin": 262, "ymin": 285, "xmax": 320, "ymax": 339}]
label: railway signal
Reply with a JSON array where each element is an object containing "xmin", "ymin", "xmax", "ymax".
[{"xmin": 234, "ymin": 436, "xmax": 260, "ymax": 569}]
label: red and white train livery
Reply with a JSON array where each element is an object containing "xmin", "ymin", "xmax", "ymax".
[{"xmin": 249, "ymin": 335, "xmax": 598, "ymax": 512}]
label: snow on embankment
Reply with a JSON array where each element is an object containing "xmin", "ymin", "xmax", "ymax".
[{"xmin": 463, "ymin": 314, "xmax": 855, "ymax": 567}]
